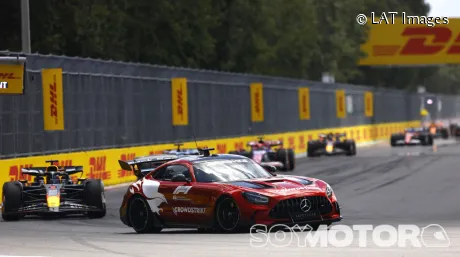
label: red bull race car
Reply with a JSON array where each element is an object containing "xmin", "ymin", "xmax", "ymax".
[
  {"xmin": 307, "ymin": 133, "xmax": 356, "ymax": 157},
  {"xmin": 390, "ymin": 128, "xmax": 433, "ymax": 146},
  {"xmin": 228, "ymin": 137, "xmax": 295, "ymax": 171},
  {"xmin": 2, "ymin": 160, "xmax": 106, "ymax": 221},
  {"xmin": 118, "ymin": 148, "xmax": 341, "ymax": 233}
]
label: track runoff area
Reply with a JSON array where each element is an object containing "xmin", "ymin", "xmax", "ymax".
[{"xmin": 1, "ymin": 138, "xmax": 460, "ymax": 257}]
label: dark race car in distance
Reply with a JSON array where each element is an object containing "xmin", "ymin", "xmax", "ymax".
[
  {"xmin": 2, "ymin": 160, "xmax": 106, "ymax": 221},
  {"xmin": 449, "ymin": 123, "xmax": 460, "ymax": 137},
  {"xmin": 307, "ymin": 133, "xmax": 356, "ymax": 157},
  {"xmin": 118, "ymin": 148, "xmax": 340, "ymax": 233},
  {"xmin": 390, "ymin": 127, "xmax": 433, "ymax": 146},
  {"xmin": 425, "ymin": 122, "xmax": 449, "ymax": 139},
  {"xmin": 228, "ymin": 137, "xmax": 295, "ymax": 171}
]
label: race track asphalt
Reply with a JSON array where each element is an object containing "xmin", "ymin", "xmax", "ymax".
[{"xmin": 1, "ymin": 140, "xmax": 460, "ymax": 257}]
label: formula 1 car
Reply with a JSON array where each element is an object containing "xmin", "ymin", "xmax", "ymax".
[
  {"xmin": 1, "ymin": 160, "xmax": 106, "ymax": 221},
  {"xmin": 425, "ymin": 122, "xmax": 449, "ymax": 139},
  {"xmin": 118, "ymin": 148, "xmax": 341, "ymax": 233},
  {"xmin": 449, "ymin": 123, "xmax": 460, "ymax": 137},
  {"xmin": 307, "ymin": 133, "xmax": 356, "ymax": 157},
  {"xmin": 228, "ymin": 137, "xmax": 295, "ymax": 171},
  {"xmin": 163, "ymin": 143, "xmax": 200, "ymax": 156},
  {"xmin": 390, "ymin": 128, "xmax": 433, "ymax": 146}
]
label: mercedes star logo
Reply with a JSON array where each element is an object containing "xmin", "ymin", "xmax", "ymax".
[{"xmin": 300, "ymin": 198, "xmax": 311, "ymax": 213}]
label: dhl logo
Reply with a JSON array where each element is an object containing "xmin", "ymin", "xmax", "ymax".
[
  {"xmin": 176, "ymin": 86, "xmax": 184, "ymax": 120},
  {"xmin": 216, "ymin": 143, "xmax": 226, "ymax": 154},
  {"xmin": 301, "ymin": 94, "xmax": 308, "ymax": 113},
  {"xmin": 118, "ymin": 153, "xmax": 136, "ymax": 178},
  {"xmin": 254, "ymin": 90, "xmax": 261, "ymax": 115},
  {"xmin": 9, "ymin": 164, "xmax": 33, "ymax": 182},
  {"xmin": 88, "ymin": 156, "xmax": 111, "ymax": 180},
  {"xmin": 149, "ymin": 150, "xmax": 164, "ymax": 155},
  {"xmin": 234, "ymin": 142, "xmax": 244, "ymax": 151},
  {"xmin": 337, "ymin": 94, "xmax": 344, "ymax": 113},
  {"xmin": 287, "ymin": 136, "xmax": 295, "ymax": 150},
  {"xmin": 0, "ymin": 73, "xmax": 20, "ymax": 79},
  {"xmin": 361, "ymin": 19, "xmax": 460, "ymax": 65},
  {"xmin": 298, "ymin": 135, "xmax": 305, "ymax": 150},
  {"xmin": 49, "ymin": 76, "xmax": 59, "ymax": 124},
  {"xmin": 372, "ymin": 27, "xmax": 460, "ymax": 56}
]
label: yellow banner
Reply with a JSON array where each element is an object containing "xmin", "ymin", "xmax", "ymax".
[
  {"xmin": 360, "ymin": 17, "xmax": 460, "ymax": 65},
  {"xmin": 250, "ymin": 83, "xmax": 264, "ymax": 122},
  {"xmin": 0, "ymin": 64, "xmax": 24, "ymax": 94},
  {"xmin": 42, "ymin": 68, "xmax": 64, "ymax": 130},
  {"xmin": 336, "ymin": 90, "xmax": 346, "ymax": 118},
  {"xmin": 364, "ymin": 91, "xmax": 374, "ymax": 117},
  {"xmin": 298, "ymin": 87, "xmax": 310, "ymax": 120},
  {"xmin": 171, "ymin": 78, "xmax": 189, "ymax": 126}
]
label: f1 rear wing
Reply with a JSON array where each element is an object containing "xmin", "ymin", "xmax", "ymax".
[
  {"xmin": 20, "ymin": 166, "xmax": 84, "ymax": 176},
  {"xmin": 118, "ymin": 154, "xmax": 178, "ymax": 179}
]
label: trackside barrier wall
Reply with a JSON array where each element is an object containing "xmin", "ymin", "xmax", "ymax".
[
  {"xmin": 0, "ymin": 120, "xmax": 420, "ymax": 202},
  {"xmin": 0, "ymin": 52, "xmax": 458, "ymax": 159}
]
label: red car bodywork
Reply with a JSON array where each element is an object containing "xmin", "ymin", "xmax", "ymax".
[{"xmin": 119, "ymin": 154, "xmax": 341, "ymax": 231}]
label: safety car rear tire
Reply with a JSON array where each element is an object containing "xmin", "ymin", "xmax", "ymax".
[
  {"xmin": 2, "ymin": 182, "xmax": 22, "ymax": 221},
  {"xmin": 128, "ymin": 195, "xmax": 163, "ymax": 233},
  {"xmin": 84, "ymin": 179, "xmax": 106, "ymax": 219}
]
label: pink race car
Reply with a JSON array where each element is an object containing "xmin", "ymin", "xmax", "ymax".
[{"xmin": 228, "ymin": 137, "xmax": 295, "ymax": 171}]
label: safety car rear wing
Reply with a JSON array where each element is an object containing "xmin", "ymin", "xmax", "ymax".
[{"xmin": 118, "ymin": 154, "xmax": 178, "ymax": 179}]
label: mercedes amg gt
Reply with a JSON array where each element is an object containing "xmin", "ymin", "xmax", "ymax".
[{"xmin": 118, "ymin": 149, "xmax": 341, "ymax": 233}]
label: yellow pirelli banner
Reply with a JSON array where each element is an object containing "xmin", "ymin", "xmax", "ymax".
[
  {"xmin": 250, "ymin": 83, "xmax": 264, "ymax": 122},
  {"xmin": 171, "ymin": 78, "xmax": 189, "ymax": 126},
  {"xmin": 0, "ymin": 63, "xmax": 25, "ymax": 94},
  {"xmin": 42, "ymin": 68, "xmax": 65, "ymax": 130},
  {"xmin": 364, "ymin": 91, "xmax": 374, "ymax": 117},
  {"xmin": 298, "ymin": 87, "xmax": 310, "ymax": 120},
  {"xmin": 336, "ymin": 90, "xmax": 346, "ymax": 118}
]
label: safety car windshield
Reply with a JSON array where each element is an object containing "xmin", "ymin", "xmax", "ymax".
[{"xmin": 192, "ymin": 159, "xmax": 273, "ymax": 182}]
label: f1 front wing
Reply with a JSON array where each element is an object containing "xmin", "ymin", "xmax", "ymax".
[{"xmin": 6, "ymin": 202, "xmax": 102, "ymax": 215}]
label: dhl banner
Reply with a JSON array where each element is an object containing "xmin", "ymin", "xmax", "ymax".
[
  {"xmin": 42, "ymin": 68, "xmax": 65, "ymax": 130},
  {"xmin": 360, "ymin": 18, "xmax": 460, "ymax": 65},
  {"xmin": 364, "ymin": 91, "xmax": 374, "ymax": 117},
  {"xmin": 336, "ymin": 90, "xmax": 346, "ymax": 118},
  {"xmin": 298, "ymin": 87, "xmax": 310, "ymax": 120},
  {"xmin": 171, "ymin": 78, "xmax": 189, "ymax": 126},
  {"xmin": 250, "ymin": 83, "xmax": 264, "ymax": 122},
  {"xmin": 0, "ymin": 63, "xmax": 24, "ymax": 94},
  {"xmin": 0, "ymin": 119, "xmax": 421, "ymax": 205}
]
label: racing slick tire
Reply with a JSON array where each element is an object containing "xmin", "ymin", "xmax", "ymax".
[
  {"xmin": 84, "ymin": 179, "xmax": 107, "ymax": 219},
  {"xmin": 1, "ymin": 182, "xmax": 22, "ymax": 221},
  {"xmin": 128, "ymin": 195, "xmax": 163, "ymax": 233},
  {"xmin": 345, "ymin": 141, "xmax": 357, "ymax": 156},
  {"xmin": 307, "ymin": 142, "xmax": 319, "ymax": 157},
  {"xmin": 421, "ymin": 135, "xmax": 434, "ymax": 146},
  {"xmin": 440, "ymin": 128, "xmax": 449, "ymax": 139},
  {"xmin": 390, "ymin": 135, "xmax": 402, "ymax": 147},
  {"xmin": 276, "ymin": 148, "xmax": 295, "ymax": 171},
  {"xmin": 214, "ymin": 196, "xmax": 241, "ymax": 233}
]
